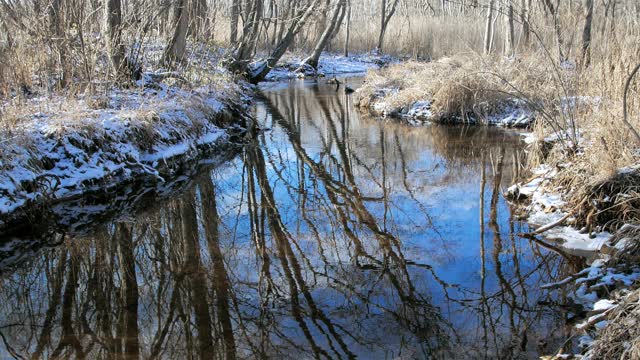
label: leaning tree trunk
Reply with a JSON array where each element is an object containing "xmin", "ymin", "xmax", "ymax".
[
  {"xmin": 377, "ymin": 0, "xmax": 399, "ymax": 52},
  {"xmin": 581, "ymin": 0, "xmax": 594, "ymax": 67},
  {"xmin": 483, "ymin": 0, "xmax": 495, "ymax": 54},
  {"xmin": 299, "ymin": 0, "xmax": 346, "ymax": 71},
  {"xmin": 543, "ymin": 0, "xmax": 566, "ymax": 63},
  {"xmin": 245, "ymin": 0, "xmax": 321, "ymax": 83},
  {"xmin": 104, "ymin": 0, "xmax": 128, "ymax": 79},
  {"xmin": 161, "ymin": 0, "xmax": 190, "ymax": 67}
]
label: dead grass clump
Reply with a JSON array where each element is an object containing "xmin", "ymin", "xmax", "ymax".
[
  {"xmin": 609, "ymin": 224, "xmax": 640, "ymax": 266},
  {"xmin": 569, "ymin": 166, "xmax": 640, "ymax": 233},
  {"xmin": 587, "ymin": 290, "xmax": 640, "ymax": 360},
  {"xmin": 357, "ymin": 54, "xmax": 552, "ymax": 124},
  {"xmin": 130, "ymin": 111, "xmax": 163, "ymax": 150},
  {"xmin": 87, "ymin": 96, "xmax": 110, "ymax": 110},
  {"xmin": 430, "ymin": 72, "xmax": 509, "ymax": 123}
]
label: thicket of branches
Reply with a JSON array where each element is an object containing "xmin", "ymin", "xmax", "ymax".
[{"xmin": 0, "ymin": 0, "xmax": 638, "ymax": 91}]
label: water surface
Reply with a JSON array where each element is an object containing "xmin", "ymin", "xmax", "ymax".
[{"xmin": 0, "ymin": 78, "xmax": 583, "ymax": 359}]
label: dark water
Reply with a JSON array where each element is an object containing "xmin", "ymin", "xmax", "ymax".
[{"xmin": 0, "ymin": 78, "xmax": 584, "ymax": 359}]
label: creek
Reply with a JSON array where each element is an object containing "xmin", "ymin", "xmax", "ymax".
[{"xmin": 0, "ymin": 77, "xmax": 587, "ymax": 359}]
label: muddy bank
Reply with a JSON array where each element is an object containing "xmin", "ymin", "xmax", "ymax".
[{"xmin": 0, "ymin": 79, "xmax": 252, "ymax": 237}]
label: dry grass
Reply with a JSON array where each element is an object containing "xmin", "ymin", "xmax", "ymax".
[
  {"xmin": 531, "ymin": 32, "xmax": 640, "ymax": 232},
  {"xmin": 356, "ymin": 52, "xmax": 559, "ymax": 123},
  {"xmin": 587, "ymin": 289, "xmax": 640, "ymax": 359}
]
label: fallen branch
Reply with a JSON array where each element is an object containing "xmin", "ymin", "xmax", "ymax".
[
  {"xmin": 529, "ymin": 210, "xmax": 575, "ymax": 235},
  {"xmin": 541, "ymin": 267, "xmax": 592, "ymax": 290}
]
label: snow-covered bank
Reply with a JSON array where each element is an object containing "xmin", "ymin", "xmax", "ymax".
[
  {"xmin": 262, "ymin": 52, "xmax": 395, "ymax": 81},
  {"xmin": 360, "ymin": 96, "xmax": 534, "ymax": 127},
  {"xmin": 507, "ymin": 165, "xmax": 611, "ymax": 253},
  {"xmin": 0, "ymin": 76, "xmax": 252, "ymax": 235},
  {"xmin": 506, "ymin": 137, "xmax": 640, "ymax": 357}
]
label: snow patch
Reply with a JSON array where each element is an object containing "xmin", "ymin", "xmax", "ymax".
[{"xmin": 263, "ymin": 52, "xmax": 394, "ymax": 81}]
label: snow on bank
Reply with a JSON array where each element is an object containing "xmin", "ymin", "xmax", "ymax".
[
  {"xmin": 262, "ymin": 53, "xmax": 395, "ymax": 81},
  {"xmin": 359, "ymin": 93, "xmax": 534, "ymax": 128},
  {"xmin": 507, "ymin": 165, "xmax": 611, "ymax": 252},
  {"xmin": 0, "ymin": 77, "xmax": 250, "ymax": 227},
  {"xmin": 542, "ymin": 258, "xmax": 640, "ymax": 357}
]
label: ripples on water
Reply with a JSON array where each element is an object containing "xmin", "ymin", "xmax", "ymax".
[{"xmin": 0, "ymin": 78, "xmax": 585, "ymax": 359}]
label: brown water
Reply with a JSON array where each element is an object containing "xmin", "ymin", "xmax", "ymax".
[{"xmin": 0, "ymin": 77, "xmax": 584, "ymax": 359}]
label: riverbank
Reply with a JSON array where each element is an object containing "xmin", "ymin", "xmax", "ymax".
[
  {"xmin": 0, "ymin": 72, "xmax": 252, "ymax": 237},
  {"xmin": 508, "ymin": 141, "xmax": 640, "ymax": 358},
  {"xmin": 0, "ymin": 51, "xmax": 397, "ymax": 238}
]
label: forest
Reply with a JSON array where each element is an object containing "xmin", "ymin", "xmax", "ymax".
[{"xmin": 1, "ymin": 0, "xmax": 640, "ymax": 359}]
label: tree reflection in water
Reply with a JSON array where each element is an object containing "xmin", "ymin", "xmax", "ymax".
[{"xmin": 0, "ymin": 78, "xmax": 584, "ymax": 359}]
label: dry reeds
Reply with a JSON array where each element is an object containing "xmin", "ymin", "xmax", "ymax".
[
  {"xmin": 587, "ymin": 290, "xmax": 640, "ymax": 360},
  {"xmin": 356, "ymin": 53, "xmax": 557, "ymax": 124},
  {"xmin": 569, "ymin": 167, "xmax": 640, "ymax": 233}
]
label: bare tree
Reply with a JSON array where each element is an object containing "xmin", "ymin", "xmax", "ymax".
[
  {"xmin": 229, "ymin": 0, "xmax": 321, "ymax": 83},
  {"xmin": 230, "ymin": 0, "xmax": 240, "ymax": 43},
  {"xmin": 162, "ymin": 0, "xmax": 190, "ymax": 67},
  {"xmin": 105, "ymin": 0, "xmax": 128, "ymax": 79},
  {"xmin": 344, "ymin": 0, "xmax": 352, "ymax": 56},
  {"xmin": 542, "ymin": 0, "xmax": 566, "ymax": 63},
  {"xmin": 377, "ymin": 0, "xmax": 400, "ymax": 52},
  {"xmin": 49, "ymin": 0, "xmax": 71, "ymax": 87},
  {"xmin": 484, "ymin": 0, "xmax": 496, "ymax": 54},
  {"xmin": 504, "ymin": 1, "xmax": 514, "ymax": 56},
  {"xmin": 299, "ymin": 0, "xmax": 346, "ymax": 71},
  {"xmin": 520, "ymin": 0, "xmax": 531, "ymax": 47},
  {"xmin": 581, "ymin": 0, "xmax": 594, "ymax": 67}
]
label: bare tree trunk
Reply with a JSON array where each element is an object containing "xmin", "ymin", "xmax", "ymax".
[
  {"xmin": 543, "ymin": 0, "xmax": 566, "ymax": 63},
  {"xmin": 520, "ymin": 0, "xmax": 531, "ymax": 48},
  {"xmin": 344, "ymin": 0, "xmax": 351, "ymax": 57},
  {"xmin": 161, "ymin": 0, "xmax": 190, "ymax": 67},
  {"xmin": 483, "ymin": 0, "xmax": 495, "ymax": 54},
  {"xmin": 581, "ymin": 0, "xmax": 594, "ymax": 67},
  {"xmin": 191, "ymin": 0, "xmax": 208, "ymax": 39},
  {"xmin": 245, "ymin": 0, "xmax": 321, "ymax": 83},
  {"xmin": 49, "ymin": 0, "xmax": 71, "ymax": 87},
  {"xmin": 377, "ymin": 0, "xmax": 400, "ymax": 51},
  {"xmin": 231, "ymin": 0, "xmax": 264, "ymax": 70},
  {"xmin": 105, "ymin": 0, "xmax": 128, "ymax": 79},
  {"xmin": 230, "ymin": 0, "xmax": 240, "ymax": 43},
  {"xmin": 299, "ymin": 0, "xmax": 346, "ymax": 71},
  {"xmin": 504, "ymin": 2, "xmax": 514, "ymax": 56}
]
